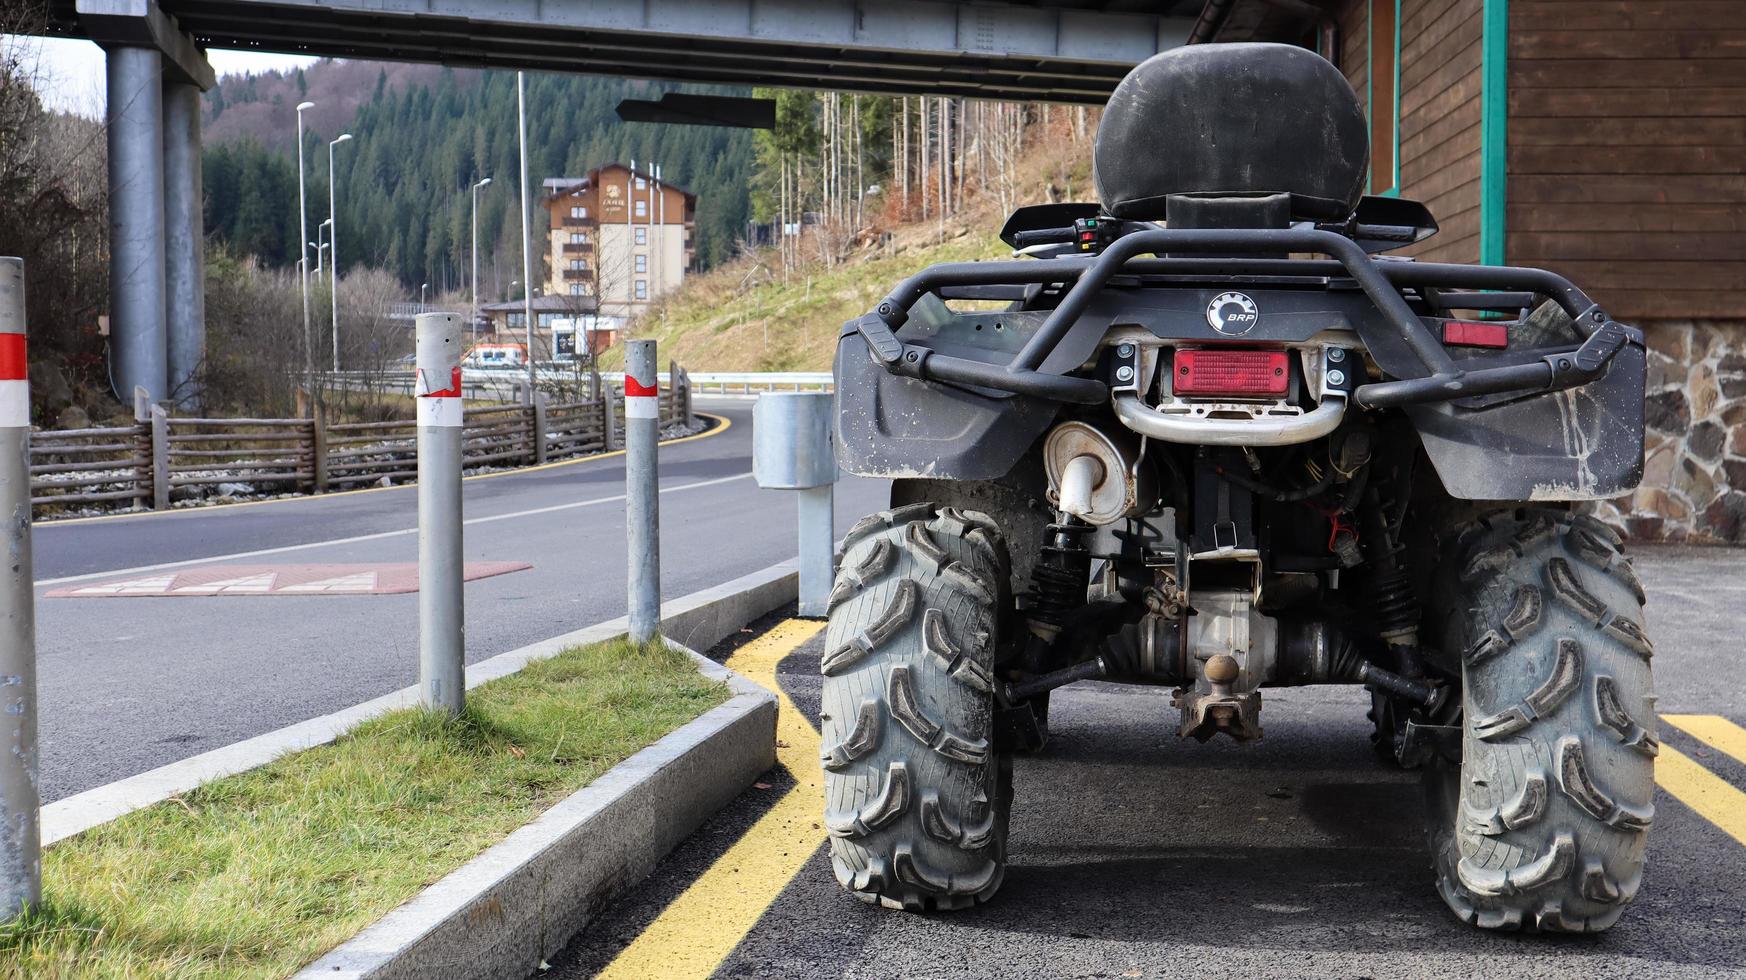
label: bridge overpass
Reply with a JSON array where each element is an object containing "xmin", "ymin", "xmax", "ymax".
[{"xmin": 40, "ymin": 0, "xmax": 1213, "ymax": 408}]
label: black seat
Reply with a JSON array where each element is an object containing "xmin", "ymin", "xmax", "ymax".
[{"xmin": 1094, "ymin": 42, "xmax": 1370, "ymax": 224}]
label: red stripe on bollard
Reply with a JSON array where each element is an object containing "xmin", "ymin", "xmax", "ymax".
[
  {"xmin": 0, "ymin": 334, "xmax": 25, "ymax": 381},
  {"xmin": 624, "ymin": 375, "xmax": 657, "ymax": 398}
]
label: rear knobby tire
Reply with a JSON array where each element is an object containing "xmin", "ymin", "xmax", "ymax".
[
  {"xmin": 1430, "ymin": 509, "xmax": 1656, "ymax": 932},
  {"xmin": 820, "ymin": 503, "xmax": 1013, "ymax": 910}
]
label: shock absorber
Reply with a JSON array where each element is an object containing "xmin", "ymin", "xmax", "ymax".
[
  {"xmin": 1360, "ymin": 488, "xmax": 1422, "ymax": 675},
  {"xmin": 1027, "ymin": 516, "xmax": 1094, "ymax": 641}
]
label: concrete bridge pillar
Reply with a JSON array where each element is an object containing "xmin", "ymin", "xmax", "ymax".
[
  {"xmin": 104, "ymin": 45, "xmax": 168, "ymax": 405},
  {"xmin": 163, "ymin": 80, "xmax": 205, "ymax": 407},
  {"xmin": 82, "ymin": 0, "xmax": 215, "ymax": 407}
]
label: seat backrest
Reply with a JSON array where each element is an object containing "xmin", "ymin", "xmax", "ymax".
[{"xmin": 1094, "ymin": 42, "xmax": 1370, "ymax": 224}]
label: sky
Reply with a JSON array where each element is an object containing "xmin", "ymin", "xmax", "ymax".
[{"xmin": 7, "ymin": 35, "xmax": 319, "ymax": 116}]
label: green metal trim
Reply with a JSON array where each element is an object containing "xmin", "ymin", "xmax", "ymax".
[{"xmin": 1480, "ymin": 0, "xmax": 1508, "ymax": 264}]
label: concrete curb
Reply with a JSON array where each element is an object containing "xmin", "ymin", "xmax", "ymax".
[
  {"xmin": 43, "ymin": 557, "xmax": 799, "ymax": 845},
  {"xmin": 292, "ymin": 647, "xmax": 777, "ymax": 980}
]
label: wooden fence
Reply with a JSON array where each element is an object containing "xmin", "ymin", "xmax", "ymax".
[{"xmin": 29, "ymin": 368, "xmax": 691, "ymax": 515}]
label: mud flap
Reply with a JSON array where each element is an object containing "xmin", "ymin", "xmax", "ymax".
[
  {"xmin": 835, "ymin": 335, "xmax": 1058, "ymax": 481},
  {"xmin": 1405, "ymin": 342, "xmax": 1645, "ymax": 501}
]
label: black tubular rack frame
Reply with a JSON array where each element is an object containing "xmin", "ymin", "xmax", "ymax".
[{"xmin": 856, "ymin": 228, "xmax": 1637, "ymax": 408}]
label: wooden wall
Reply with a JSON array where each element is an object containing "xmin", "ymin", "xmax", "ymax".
[
  {"xmin": 1506, "ymin": 1, "xmax": 1746, "ymax": 322},
  {"xmin": 1335, "ymin": 0, "xmax": 1485, "ymax": 264}
]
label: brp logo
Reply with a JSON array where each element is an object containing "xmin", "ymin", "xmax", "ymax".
[{"xmin": 1207, "ymin": 291, "xmax": 1259, "ymax": 336}]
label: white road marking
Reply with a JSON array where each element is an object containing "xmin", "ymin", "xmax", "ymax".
[
  {"xmin": 170, "ymin": 573, "xmax": 279, "ymax": 595},
  {"xmin": 36, "ymin": 472, "xmax": 755, "ymax": 588},
  {"xmin": 276, "ymin": 572, "xmax": 380, "ymax": 594}
]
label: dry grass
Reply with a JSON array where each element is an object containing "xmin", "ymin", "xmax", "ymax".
[
  {"xmin": 0, "ymin": 639, "xmax": 728, "ymax": 980},
  {"xmin": 609, "ymin": 114, "xmax": 1100, "ymax": 374}
]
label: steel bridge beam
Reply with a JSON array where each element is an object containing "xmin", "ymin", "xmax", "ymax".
[{"xmin": 158, "ymin": 0, "xmax": 1193, "ymax": 103}]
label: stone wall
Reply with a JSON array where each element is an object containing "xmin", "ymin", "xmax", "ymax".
[{"xmin": 1582, "ymin": 321, "xmax": 1746, "ymax": 545}]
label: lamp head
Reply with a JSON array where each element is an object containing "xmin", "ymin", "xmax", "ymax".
[
  {"xmin": 334, "ymin": 133, "xmax": 353, "ymax": 144},
  {"xmin": 296, "ymin": 101, "xmax": 315, "ymax": 112},
  {"xmin": 477, "ymin": 177, "xmax": 493, "ymax": 188}
]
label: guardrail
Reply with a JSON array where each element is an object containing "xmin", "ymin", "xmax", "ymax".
[
  {"xmin": 686, "ymin": 372, "xmax": 833, "ymax": 394},
  {"xmin": 324, "ymin": 368, "xmax": 832, "ymax": 399},
  {"xmin": 27, "ymin": 368, "xmax": 693, "ymax": 515}
]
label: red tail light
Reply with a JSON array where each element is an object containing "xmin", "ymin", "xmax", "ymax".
[
  {"xmin": 1442, "ymin": 320, "xmax": 1509, "ymax": 349},
  {"xmin": 1173, "ymin": 349, "xmax": 1290, "ymax": 398}
]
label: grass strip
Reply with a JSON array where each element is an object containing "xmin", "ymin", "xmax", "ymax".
[{"xmin": 0, "ymin": 639, "xmax": 729, "ymax": 980}]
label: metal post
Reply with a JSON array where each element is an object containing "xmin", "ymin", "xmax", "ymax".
[
  {"xmin": 105, "ymin": 46, "xmax": 167, "ymax": 403},
  {"xmin": 296, "ymin": 101, "xmax": 315, "ymax": 408},
  {"xmin": 0, "ymin": 258, "xmax": 38, "ymax": 918},
  {"xmin": 416, "ymin": 312, "xmax": 465, "ymax": 714},
  {"xmin": 329, "ymin": 133, "xmax": 352, "ymax": 373},
  {"xmin": 471, "ymin": 177, "xmax": 490, "ymax": 347},
  {"xmin": 603, "ymin": 384, "xmax": 619, "ymax": 452},
  {"xmin": 163, "ymin": 80, "xmax": 204, "ymax": 409},
  {"xmin": 625, "ymin": 340, "xmax": 660, "ymax": 643},
  {"xmin": 516, "ymin": 73, "xmax": 536, "ymax": 401},
  {"xmin": 752, "ymin": 391, "xmax": 837, "ymax": 617}
]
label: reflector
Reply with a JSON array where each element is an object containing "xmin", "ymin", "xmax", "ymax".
[
  {"xmin": 1442, "ymin": 320, "xmax": 1509, "ymax": 348},
  {"xmin": 1174, "ymin": 349, "xmax": 1290, "ymax": 397}
]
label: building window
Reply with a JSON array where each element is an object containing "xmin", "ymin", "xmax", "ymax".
[
  {"xmin": 569, "ymin": 232, "xmax": 587, "ymax": 244},
  {"xmin": 634, "ymin": 254, "xmax": 647, "ymax": 273},
  {"xmin": 634, "ymin": 201, "xmax": 647, "ymax": 219},
  {"xmin": 538, "ymin": 312, "xmax": 558, "ymax": 327},
  {"xmin": 634, "ymin": 227, "xmax": 647, "ymax": 245},
  {"xmin": 635, "ymin": 280, "xmax": 648, "ymax": 300},
  {"xmin": 635, "ymin": 177, "xmax": 647, "ymax": 190},
  {"xmin": 507, "ymin": 312, "xmax": 526, "ymax": 329},
  {"xmin": 569, "ymin": 258, "xmax": 587, "ymax": 271},
  {"xmin": 570, "ymin": 284, "xmax": 584, "ymax": 296},
  {"xmin": 1368, "ymin": 0, "xmax": 1400, "ymax": 196},
  {"xmin": 570, "ymin": 206, "xmax": 588, "ymax": 219}
]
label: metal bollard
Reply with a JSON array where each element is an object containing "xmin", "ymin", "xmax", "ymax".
[
  {"xmin": 625, "ymin": 340, "xmax": 661, "ymax": 643},
  {"xmin": 752, "ymin": 391, "xmax": 836, "ymax": 618},
  {"xmin": 415, "ymin": 312, "xmax": 465, "ymax": 714},
  {"xmin": 0, "ymin": 258, "xmax": 38, "ymax": 918}
]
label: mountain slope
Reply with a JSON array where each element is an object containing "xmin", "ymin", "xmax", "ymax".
[{"xmin": 199, "ymin": 62, "xmax": 756, "ymax": 290}]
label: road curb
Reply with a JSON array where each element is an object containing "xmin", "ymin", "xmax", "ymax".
[
  {"xmin": 43, "ymin": 557, "xmax": 799, "ymax": 845},
  {"xmin": 291, "ymin": 645, "xmax": 777, "ymax": 980}
]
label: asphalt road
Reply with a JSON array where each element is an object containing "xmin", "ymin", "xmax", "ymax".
[
  {"xmin": 551, "ymin": 547, "xmax": 1746, "ymax": 979},
  {"xmin": 33, "ymin": 398, "xmax": 890, "ymax": 803}
]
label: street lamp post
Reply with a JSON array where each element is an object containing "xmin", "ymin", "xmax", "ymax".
[
  {"xmin": 516, "ymin": 71, "xmax": 535, "ymax": 404},
  {"xmin": 421, "ymin": 283, "xmax": 429, "ymax": 309},
  {"xmin": 309, "ymin": 240, "xmax": 329, "ymax": 274},
  {"xmin": 295, "ymin": 100, "xmax": 316, "ymax": 407},
  {"xmin": 328, "ymin": 133, "xmax": 352, "ymax": 373},
  {"xmin": 471, "ymin": 176, "xmax": 492, "ymax": 346}
]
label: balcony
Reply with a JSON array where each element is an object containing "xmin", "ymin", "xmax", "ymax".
[
  {"xmin": 561, "ymin": 242, "xmax": 594, "ymax": 255},
  {"xmin": 561, "ymin": 216, "xmax": 595, "ymax": 228},
  {"xmin": 561, "ymin": 267, "xmax": 593, "ymax": 281}
]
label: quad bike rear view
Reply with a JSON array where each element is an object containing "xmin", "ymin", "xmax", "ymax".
[{"xmin": 819, "ymin": 42, "xmax": 1654, "ymax": 932}]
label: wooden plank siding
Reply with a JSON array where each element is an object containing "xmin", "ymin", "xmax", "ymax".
[
  {"xmin": 1506, "ymin": 1, "xmax": 1746, "ymax": 321},
  {"xmin": 1336, "ymin": 0, "xmax": 1485, "ymax": 264}
]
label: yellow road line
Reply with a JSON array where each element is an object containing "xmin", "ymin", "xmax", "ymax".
[
  {"xmin": 596, "ymin": 618, "xmax": 827, "ymax": 980},
  {"xmin": 37, "ymin": 412, "xmax": 730, "ymax": 527},
  {"xmin": 1663, "ymin": 714, "xmax": 1746, "ymax": 769},
  {"xmin": 1656, "ymin": 744, "xmax": 1746, "ymax": 849}
]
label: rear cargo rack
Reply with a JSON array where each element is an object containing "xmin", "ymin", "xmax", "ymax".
[{"xmin": 854, "ymin": 228, "xmax": 1637, "ymax": 409}]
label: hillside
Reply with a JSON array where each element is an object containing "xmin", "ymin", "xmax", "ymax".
[
  {"xmin": 199, "ymin": 62, "xmax": 757, "ymax": 289},
  {"xmin": 623, "ymin": 111, "xmax": 1097, "ymax": 373}
]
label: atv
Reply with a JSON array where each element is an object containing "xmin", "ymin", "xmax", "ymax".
[{"xmin": 819, "ymin": 42, "xmax": 1654, "ymax": 933}]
